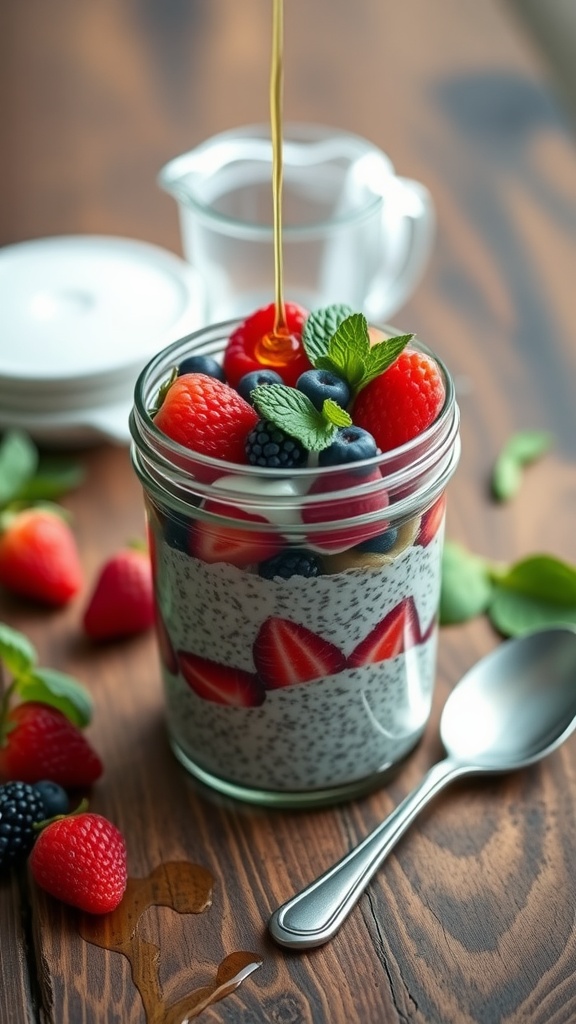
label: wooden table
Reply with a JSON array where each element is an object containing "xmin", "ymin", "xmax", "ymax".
[{"xmin": 2, "ymin": 1, "xmax": 576, "ymax": 1021}]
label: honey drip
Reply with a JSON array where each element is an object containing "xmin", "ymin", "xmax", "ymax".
[
  {"xmin": 254, "ymin": 0, "xmax": 299, "ymax": 368},
  {"xmin": 79, "ymin": 862, "xmax": 262, "ymax": 1023}
]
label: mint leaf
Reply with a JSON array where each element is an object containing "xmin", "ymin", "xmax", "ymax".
[
  {"xmin": 252, "ymin": 384, "xmax": 337, "ymax": 451},
  {"xmin": 0, "ymin": 431, "xmax": 38, "ymax": 507},
  {"xmin": 491, "ymin": 430, "xmax": 552, "ymax": 501},
  {"xmin": 17, "ymin": 667, "xmax": 93, "ymax": 727},
  {"xmin": 488, "ymin": 555, "xmax": 576, "ymax": 636},
  {"xmin": 359, "ymin": 334, "xmax": 413, "ymax": 391},
  {"xmin": 15, "ymin": 458, "xmax": 86, "ymax": 503},
  {"xmin": 0, "ymin": 622, "xmax": 37, "ymax": 677},
  {"xmin": 323, "ymin": 400, "xmax": 352, "ymax": 428},
  {"xmin": 316, "ymin": 313, "xmax": 370, "ymax": 392},
  {"xmin": 302, "ymin": 304, "xmax": 354, "ymax": 365},
  {"xmin": 439, "ymin": 542, "xmax": 493, "ymax": 625}
]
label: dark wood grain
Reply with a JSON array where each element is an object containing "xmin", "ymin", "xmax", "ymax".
[{"xmin": 1, "ymin": 0, "xmax": 576, "ymax": 1021}]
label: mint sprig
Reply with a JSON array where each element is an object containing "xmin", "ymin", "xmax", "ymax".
[
  {"xmin": 439, "ymin": 545, "xmax": 576, "ymax": 636},
  {"xmin": 305, "ymin": 307, "xmax": 413, "ymax": 397},
  {"xmin": 0, "ymin": 622, "xmax": 93, "ymax": 729},
  {"xmin": 252, "ymin": 383, "xmax": 352, "ymax": 452}
]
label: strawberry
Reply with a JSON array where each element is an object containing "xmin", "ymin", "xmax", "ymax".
[
  {"xmin": 302, "ymin": 469, "xmax": 390, "ymax": 553},
  {"xmin": 29, "ymin": 812, "xmax": 127, "ymax": 914},
  {"xmin": 0, "ymin": 702, "xmax": 103, "ymax": 787},
  {"xmin": 189, "ymin": 502, "xmax": 283, "ymax": 568},
  {"xmin": 415, "ymin": 494, "xmax": 446, "ymax": 547},
  {"xmin": 83, "ymin": 547, "xmax": 155, "ymax": 641},
  {"xmin": 347, "ymin": 598, "xmax": 421, "ymax": 667},
  {"xmin": 253, "ymin": 617, "xmax": 346, "ymax": 689},
  {"xmin": 223, "ymin": 302, "xmax": 311, "ymax": 388},
  {"xmin": 155, "ymin": 609, "xmax": 178, "ymax": 674},
  {"xmin": 353, "ymin": 348, "xmax": 446, "ymax": 452},
  {"xmin": 178, "ymin": 651, "xmax": 265, "ymax": 706},
  {"xmin": 153, "ymin": 373, "xmax": 258, "ymax": 463},
  {"xmin": 0, "ymin": 508, "xmax": 82, "ymax": 606}
]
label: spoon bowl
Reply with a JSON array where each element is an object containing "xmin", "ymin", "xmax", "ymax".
[{"xmin": 269, "ymin": 626, "xmax": 576, "ymax": 949}]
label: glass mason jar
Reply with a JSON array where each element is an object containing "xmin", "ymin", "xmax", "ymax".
[{"xmin": 130, "ymin": 320, "xmax": 460, "ymax": 807}]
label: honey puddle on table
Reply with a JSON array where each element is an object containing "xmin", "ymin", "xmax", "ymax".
[{"xmin": 79, "ymin": 861, "xmax": 262, "ymax": 1023}]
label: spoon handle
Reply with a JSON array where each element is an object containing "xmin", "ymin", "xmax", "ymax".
[{"xmin": 269, "ymin": 757, "xmax": 464, "ymax": 949}]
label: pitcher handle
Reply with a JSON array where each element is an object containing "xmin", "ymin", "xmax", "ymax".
[{"xmin": 364, "ymin": 176, "xmax": 435, "ymax": 323}]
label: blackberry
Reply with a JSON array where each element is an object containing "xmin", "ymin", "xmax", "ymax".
[
  {"xmin": 0, "ymin": 781, "xmax": 46, "ymax": 868},
  {"xmin": 245, "ymin": 419, "xmax": 308, "ymax": 469},
  {"xmin": 258, "ymin": 548, "xmax": 322, "ymax": 580}
]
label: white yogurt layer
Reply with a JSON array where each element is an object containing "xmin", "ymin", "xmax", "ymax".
[{"xmin": 153, "ymin": 516, "xmax": 444, "ymax": 794}]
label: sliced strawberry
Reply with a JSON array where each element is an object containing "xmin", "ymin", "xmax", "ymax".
[
  {"xmin": 302, "ymin": 469, "xmax": 390, "ymax": 553},
  {"xmin": 189, "ymin": 502, "xmax": 282, "ymax": 568},
  {"xmin": 178, "ymin": 651, "xmax": 265, "ymax": 707},
  {"xmin": 253, "ymin": 617, "xmax": 346, "ymax": 689},
  {"xmin": 155, "ymin": 609, "xmax": 178, "ymax": 674},
  {"xmin": 348, "ymin": 597, "xmax": 421, "ymax": 667},
  {"xmin": 415, "ymin": 494, "xmax": 446, "ymax": 547}
]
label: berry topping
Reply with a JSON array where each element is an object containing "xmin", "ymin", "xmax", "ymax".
[
  {"xmin": 302, "ymin": 468, "xmax": 390, "ymax": 553},
  {"xmin": 353, "ymin": 349, "xmax": 446, "ymax": 452},
  {"xmin": 237, "ymin": 368, "xmax": 284, "ymax": 404},
  {"xmin": 258, "ymin": 549, "xmax": 322, "ymax": 580},
  {"xmin": 223, "ymin": 302, "xmax": 311, "ymax": 388},
  {"xmin": 29, "ymin": 812, "xmax": 127, "ymax": 914},
  {"xmin": 0, "ymin": 781, "xmax": 46, "ymax": 868},
  {"xmin": 318, "ymin": 425, "xmax": 378, "ymax": 467},
  {"xmin": 178, "ymin": 354, "xmax": 226, "ymax": 382},
  {"xmin": 253, "ymin": 617, "xmax": 346, "ymax": 689},
  {"xmin": 154, "ymin": 373, "xmax": 259, "ymax": 462},
  {"xmin": 33, "ymin": 780, "xmax": 69, "ymax": 817},
  {"xmin": 354, "ymin": 527, "xmax": 399, "ymax": 554},
  {"xmin": 296, "ymin": 368, "xmax": 351, "ymax": 411},
  {"xmin": 0, "ymin": 508, "xmax": 83, "ymax": 606},
  {"xmin": 189, "ymin": 502, "xmax": 283, "ymax": 568},
  {"xmin": 0, "ymin": 703, "xmax": 103, "ymax": 788},
  {"xmin": 83, "ymin": 546, "xmax": 155, "ymax": 642},
  {"xmin": 245, "ymin": 419, "xmax": 308, "ymax": 469},
  {"xmin": 178, "ymin": 652, "xmax": 265, "ymax": 707}
]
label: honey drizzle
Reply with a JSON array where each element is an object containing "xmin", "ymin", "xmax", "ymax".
[{"xmin": 79, "ymin": 862, "xmax": 262, "ymax": 1023}]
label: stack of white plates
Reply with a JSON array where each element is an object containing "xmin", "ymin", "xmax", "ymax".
[{"xmin": 0, "ymin": 235, "xmax": 204, "ymax": 446}]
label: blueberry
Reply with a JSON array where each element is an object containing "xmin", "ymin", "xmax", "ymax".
[
  {"xmin": 355, "ymin": 527, "xmax": 398, "ymax": 554},
  {"xmin": 296, "ymin": 369, "xmax": 351, "ymax": 411},
  {"xmin": 246, "ymin": 419, "xmax": 308, "ymax": 469},
  {"xmin": 237, "ymin": 369, "xmax": 283, "ymax": 404},
  {"xmin": 318, "ymin": 426, "xmax": 378, "ymax": 466},
  {"xmin": 178, "ymin": 354, "xmax": 226, "ymax": 381},
  {"xmin": 258, "ymin": 549, "xmax": 322, "ymax": 580},
  {"xmin": 33, "ymin": 780, "xmax": 69, "ymax": 817}
]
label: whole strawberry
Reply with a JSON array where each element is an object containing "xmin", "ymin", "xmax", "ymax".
[
  {"xmin": 353, "ymin": 349, "xmax": 446, "ymax": 452},
  {"xmin": 29, "ymin": 812, "xmax": 127, "ymax": 913},
  {"xmin": 0, "ymin": 702, "xmax": 103, "ymax": 788},
  {"xmin": 83, "ymin": 546, "xmax": 155, "ymax": 641},
  {"xmin": 223, "ymin": 301, "xmax": 311, "ymax": 388},
  {"xmin": 153, "ymin": 373, "xmax": 259, "ymax": 462},
  {"xmin": 0, "ymin": 508, "xmax": 83, "ymax": 605}
]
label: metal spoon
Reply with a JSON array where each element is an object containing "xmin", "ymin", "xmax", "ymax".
[{"xmin": 269, "ymin": 626, "xmax": 576, "ymax": 949}]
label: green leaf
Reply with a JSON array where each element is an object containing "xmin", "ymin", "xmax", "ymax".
[
  {"xmin": 488, "ymin": 554, "xmax": 576, "ymax": 636},
  {"xmin": 322, "ymin": 399, "xmax": 352, "ymax": 428},
  {"xmin": 15, "ymin": 458, "xmax": 86, "ymax": 502},
  {"xmin": 439, "ymin": 542, "xmax": 493, "ymax": 625},
  {"xmin": 0, "ymin": 431, "xmax": 38, "ymax": 507},
  {"xmin": 359, "ymin": 334, "xmax": 414, "ymax": 390},
  {"xmin": 302, "ymin": 304, "xmax": 355, "ymax": 365},
  {"xmin": 17, "ymin": 667, "xmax": 93, "ymax": 727},
  {"xmin": 319, "ymin": 313, "xmax": 370, "ymax": 391},
  {"xmin": 491, "ymin": 430, "xmax": 553, "ymax": 501},
  {"xmin": 0, "ymin": 622, "xmax": 37, "ymax": 678},
  {"xmin": 252, "ymin": 383, "xmax": 337, "ymax": 451}
]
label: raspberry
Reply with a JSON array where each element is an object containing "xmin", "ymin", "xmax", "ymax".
[
  {"xmin": 245, "ymin": 419, "xmax": 307, "ymax": 469},
  {"xmin": 353, "ymin": 349, "xmax": 446, "ymax": 452},
  {"xmin": 153, "ymin": 373, "xmax": 259, "ymax": 463},
  {"xmin": 0, "ymin": 781, "xmax": 46, "ymax": 868},
  {"xmin": 223, "ymin": 302, "xmax": 311, "ymax": 388}
]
